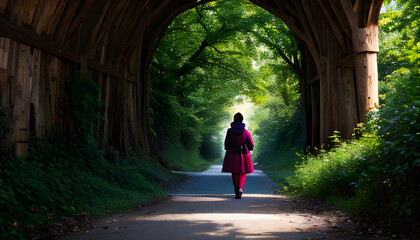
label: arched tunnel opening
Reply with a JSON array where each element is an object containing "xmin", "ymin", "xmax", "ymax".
[{"xmin": 148, "ymin": 0, "xmax": 305, "ymax": 173}]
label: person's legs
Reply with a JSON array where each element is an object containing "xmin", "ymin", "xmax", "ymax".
[
  {"xmin": 232, "ymin": 173, "xmax": 247, "ymax": 188},
  {"xmin": 232, "ymin": 173, "xmax": 247, "ymax": 199},
  {"xmin": 232, "ymin": 173, "xmax": 241, "ymax": 198},
  {"xmin": 231, "ymin": 173, "xmax": 239, "ymax": 187},
  {"xmin": 238, "ymin": 173, "xmax": 246, "ymax": 188}
]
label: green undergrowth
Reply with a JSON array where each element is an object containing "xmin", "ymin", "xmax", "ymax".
[
  {"xmin": 160, "ymin": 141, "xmax": 214, "ymax": 172},
  {"xmin": 283, "ymin": 73, "xmax": 419, "ymax": 226},
  {"xmin": 284, "ymin": 135, "xmax": 380, "ymax": 210},
  {"xmin": 0, "ymin": 140, "xmax": 170, "ymax": 240},
  {"xmin": 256, "ymin": 144, "xmax": 300, "ymax": 186},
  {"xmin": 253, "ymin": 108, "xmax": 305, "ymax": 185},
  {"xmin": 284, "ymin": 130, "xmax": 419, "ymax": 225}
]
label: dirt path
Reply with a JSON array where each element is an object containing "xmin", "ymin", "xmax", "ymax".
[{"xmin": 59, "ymin": 165, "xmax": 361, "ymax": 240}]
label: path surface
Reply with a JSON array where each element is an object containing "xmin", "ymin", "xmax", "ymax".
[{"xmin": 59, "ymin": 165, "xmax": 359, "ymax": 240}]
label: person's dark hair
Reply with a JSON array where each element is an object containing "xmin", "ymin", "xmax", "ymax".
[{"xmin": 233, "ymin": 112, "xmax": 243, "ymax": 123}]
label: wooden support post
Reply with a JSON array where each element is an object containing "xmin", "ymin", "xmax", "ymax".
[
  {"xmin": 352, "ymin": 25, "xmax": 379, "ymax": 122},
  {"xmin": 354, "ymin": 52, "xmax": 378, "ymax": 122}
]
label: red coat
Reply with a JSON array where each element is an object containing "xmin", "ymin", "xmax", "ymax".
[{"xmin": 222, "ymin": 128, "xmax": 254, "ymax": 173}]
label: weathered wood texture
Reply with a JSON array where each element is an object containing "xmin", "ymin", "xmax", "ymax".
[{"xmin": 0, "ymin": 0, "xmax": 382, "ymax": 156}]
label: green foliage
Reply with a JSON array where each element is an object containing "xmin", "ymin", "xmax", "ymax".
[
  {"xmin": 66, "ymin": 70, "xmax": 105, "ymax": 172},
  {"xmin": 160, "ymin": 140, "xmax": 214, "ymax": 172},
  {"xmin": 0, "ymin": 105, "xmax": 11, "ymax": 140},
  {"xmin": 0, "ymin": 105, "xmax": 13, "ymax": 152},
  {"xmin": 149, "ymin": 0, "xmax": 279, "ymax": 168},
  {"xmin": 149, "ymin": 0, "xmax": 304, "ymax": 172},
  {"xmin": 0, "ymin": 74, "xmax": 168, "ymax": 238},
  {"xmin": 284, "ymin": 135, "xmax": 380, "ymax": 199},
  {"xmin": 0, "ymin": 142, "xmax": 166, "ymax": 239},
  {"xmin": 378, "ymin": 0, "xmax": 420, "ymax": 84},
  {"xmin": 251, "ymin": 106, "xmax": 305, "ymax": 186}
]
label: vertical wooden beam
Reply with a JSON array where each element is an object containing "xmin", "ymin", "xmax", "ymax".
[
  {"xmin": 29, "ymin": 48, "xmax": 43, "ymax": 137},
  {"xmin": 354, "ymin": 52, "xmax": 378, "ymax": 122},
  {"xmin": 352, "ymin": 24, "xmax": 379, "ymax": 122},
  {"xmin": 310, "ymin": 82, "xmax": 320, "ymax": 146},
  {"xmin": 12, "ymin": 44, "xmax": 33, "ymax": 156},
  {"xmin": 337, "ymin": 67, "xmax": 358, "ymax": 138}
]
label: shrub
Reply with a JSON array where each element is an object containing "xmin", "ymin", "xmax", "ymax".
[{"xmin": 284, "ymin": 69, "xmax": 420, "ymax": 223}]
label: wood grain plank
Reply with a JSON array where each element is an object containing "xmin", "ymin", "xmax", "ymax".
[
  {"xmin": 274, "ymin": 0, "xmax": 298, "ymax": 17},
  {"xmin": 29, "ymin": 48, "xmax": 43, "ymax": 137},
  {"xmin": 301, "ymin": 0, "xmax": 321, "ymax": 53},
  {"xmin": 276, "ymin": 4, "xmax": 305, "ymax": 40},
  {"xmin": 35, "ymin": 1, "xmax": 59, "ymax": 34},
  {"xmin": 317, "ymin": 0, "xmax": 347, "ymax": 51},
  {"xmin": 10, "ymin": 0, "xmax": 24, "ymax": 25},
  {"xmin": 13, "ymin": 44, "xmax": 32, "ymax": 156},
  {"xmin": 367, "ymin": 0, "xmax": 383, "ymax": 26},
  {"xmin": 0, "ymin": 0, "xmax": 8, "ymax": 14},
  {"xmin": 30, "ymin": 0, "xmax": 46, "ymax": 29},
  {"xmin": 327, "ymin": 0, "xmax": 351, "ymax": 37},
  {"xmin": 354, "ymin": 52, "xmax": 378, "ymax": 122},
  {"xmin": 339, "ymin": 0, "xmax": 357, "ymax": 29},
  {"xmin": 0, "ymin": 17, "xmax": 120, "ymax": 76},
  {"xmin": 54, "ymin": 0, "xmax": 81, "ymax": 42},
  {"xmin": 336, "ymin": 54, "xmax": 355, "ymax": 68},
  {"xmin": 65, "ymin": 0, "xmax": 95, "ymax": 39},
  {"xmin": 107, "ymin": 0, "xmax": 131, "ymax": 62},
  {"xmin": 15, "ymin": 0, "xmax": 32, "ymax": 26},
  {"xmin": 46, "ymin": 0, "xmax": 67, "ymax": 37},
  {"xmin": 90, "ymin": 0, "xmax": 127, "ymax": 66},
  {"xmin": 87, "ymin": 0, "xmax": 111, "ymax": 58},
  {"xmin": 0, "ymin": 38, "xmax": 5, "ymax": 69},
  {"xmin": 337, "ymin": 67, "xmax": 357, "ymax": 138},
  {"xmin": 353, "ymin": 0, "xmax": 360, "ymax": 13},
  {"xmin": 352, "ymin": 25, "xmax": 378, "ymax": 53},
  {"xmin": 25, "ymin": 0, "xmax": 40, "ymax": 26}
]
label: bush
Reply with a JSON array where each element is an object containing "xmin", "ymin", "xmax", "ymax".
[
  {"xmin": 284, "ymin": 69, "xmax": 420, "ymax": 224},
  {"xmin": 285, "ymin": 135, "xmax": 380, "ymax": 200}
]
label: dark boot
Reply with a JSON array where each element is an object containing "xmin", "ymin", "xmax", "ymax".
[
  {"xmin": 238, "ymin": 187, "xmax": 243, "ymax": 199},
  {"xmin": 234, "ymin": 187, "xmax": 240, "ymax": 199}
]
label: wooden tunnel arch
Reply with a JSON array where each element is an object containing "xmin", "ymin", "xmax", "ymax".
[{"xmin": 0, "ymin": 0, "xmax": 383, "ymax": 157}]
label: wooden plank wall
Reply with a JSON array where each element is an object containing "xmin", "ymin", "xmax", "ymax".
[
  {"xmin": 0, "ymin": 36, "xmax": 145, "ymax": 156},
  {"xmin": 0, "ymin": 37, "xmax": 60, "ymax": 155}
]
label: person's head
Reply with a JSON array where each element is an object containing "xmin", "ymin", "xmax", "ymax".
[{"xmin": 233, "ymin": 112, "xmax": 243, "ymax": 123}]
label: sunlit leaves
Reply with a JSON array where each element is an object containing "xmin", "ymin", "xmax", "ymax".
[{"xmin": 150, "ymin": 0, "xmax": 303, "ymax": 164}]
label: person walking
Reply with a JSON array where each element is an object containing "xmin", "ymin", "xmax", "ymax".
[{"xmin": 222, "ymin": 112, "xmax": 254, "ymax": 199}]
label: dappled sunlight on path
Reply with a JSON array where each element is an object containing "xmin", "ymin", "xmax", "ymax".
[{"xmin": 59, "ymin": 165, "xmax": 359, "ymax": 240}]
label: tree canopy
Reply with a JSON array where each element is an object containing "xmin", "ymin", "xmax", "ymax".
[{"xmin": 149, "ymin": 0, "xmax": 302, "ymax": 167}]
